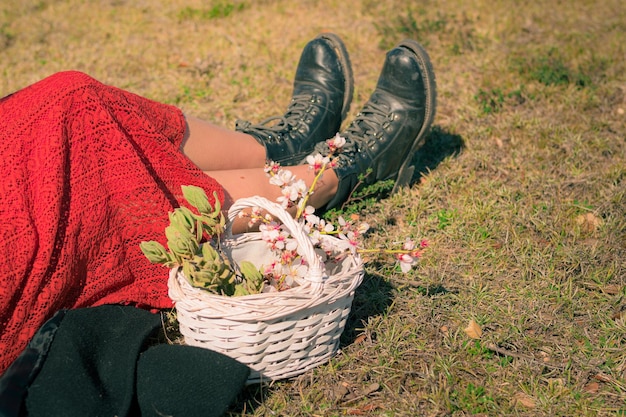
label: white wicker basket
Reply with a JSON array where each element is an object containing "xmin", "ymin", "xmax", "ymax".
[{"xmin": 167, "ymin": 196, "xmax": 364, "ymax": 384}]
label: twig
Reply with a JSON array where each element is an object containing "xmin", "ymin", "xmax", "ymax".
[{"xmin": 485, "ymin": 343, "xmax": 566, "ymax": 371}]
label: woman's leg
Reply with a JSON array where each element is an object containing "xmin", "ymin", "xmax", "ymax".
[
  {"xmin": 180, "ymin": 33, "xmax": 352, "ymax": 172},
  {"xmin": 206, "ymin": 165, "xmax": 339, "ymax": 234},
  {"xmin": 181, "ymin": 115, "xmax": 266, "ymax": 171},
  {"xmin": 188, "ymin": 37, "xmax": 437, "ymax": 235}
]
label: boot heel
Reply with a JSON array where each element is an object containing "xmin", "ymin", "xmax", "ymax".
[
  {"xmin": 392, "ymin": 163, "xmax": 415, "ymax": 194},
  {"xmin": 318, "ymin": 33, "xmax": 354, "ymax": 121}
]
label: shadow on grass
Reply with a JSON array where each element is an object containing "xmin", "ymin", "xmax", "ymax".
[
  {"xmin": 339, "ymin": 270, "xmax": 395, "ymax": 346},
  {"xmin": 410, "ymin": 125, "xmax": 465, "ymax": 185},
  {"xmin": 228, "ymin": 278, "xmax": 457, "ymax": 415},
  {"xmin": 340, "ymin": 270, "xmax": 457, "ymax": 347},
  {"xmin": 226, "ymin": 272, "xmax": 396, "ymax": 415}
]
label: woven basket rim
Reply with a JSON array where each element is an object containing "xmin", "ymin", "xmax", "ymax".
[{"xmin": 169, "ymin": 246, "xmax": 364, "ymax": 320}]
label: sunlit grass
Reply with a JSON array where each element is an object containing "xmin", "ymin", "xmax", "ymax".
[{"xmin": 1, "ymin": 0, "xmax": 624, "ymax": 415}]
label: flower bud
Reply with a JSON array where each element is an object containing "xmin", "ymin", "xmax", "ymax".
[
  {"xmin": 169, "ymin": 207, "xmax": 197, "ymax": 235},
  {"xmin": 165, "ymin": 223, "xmax": 199, "ymax": 261},
  {"xmin": 140, "ymin": 241, "xmax": 174, "ymax": 266}
]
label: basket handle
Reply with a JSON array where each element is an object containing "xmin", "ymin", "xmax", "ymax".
[{"xmin": 225, "ymin": 196, "xmax": 327, "ymax": 288}]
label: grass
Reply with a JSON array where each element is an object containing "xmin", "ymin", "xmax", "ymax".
[{"xmin": 2, "ymin": 0, "xmax": 625, "ymax": 415}]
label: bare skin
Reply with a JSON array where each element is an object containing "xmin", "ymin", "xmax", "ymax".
[
  {"xmin": 181, "ymin": 115, "xmax": 267, "ymax": 171},
  {"xmin": 180, "ymin": 115, "xmax": 339, "ymax": 233}
]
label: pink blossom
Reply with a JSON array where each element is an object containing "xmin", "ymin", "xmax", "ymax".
[
  {"xmin": 305, "ymin": 153, "xmax": 330, "ymax": 173},
  {"xmin": 327, "ymin": 133, "xmax": 346, "ymax": 153},
  {"xmin": 247, "ymin": 216, "xmax": 260, "ymax": 228},
  {"xmin": 259, "ymin": 222, "xmax": 292, "ymax": 250},
  {"xmin": 280, "ymin": 249, "xmax": 298, "ymax": 264},
  {"xmin": 276, "ymin": 179, "xmax": 307, "ymax": 208},
  {"xmin": 323, "ymin": 222, "xmax": 335, "ymax": 233},
  {"xmin": 269, "ymin": 169, "xmax": 296, "ymax": 187},
  {"xmin": 302, "ymin": 206, "xmax": 320, "ymax": 227},
  {"xmin": 259, "ymin": 222, "xmax": 281, "ymax": 242},
  {"xmin": 403, "ymin": 238, "xmax": 416, "ymax": 251},
  {"xmin": 308, "ymin": 229, "xmax": 322, "ymax": 245},
  {"xmin": 397, "ymin": 253, "xmax": 415, "ymax": 273},
  {"xmin": 339, "ymin": 230, "xmax": 359, "ymax": 247},
  {"xmin": 264, "ymin": 161, "xmax": 281, "ymax": 176}
]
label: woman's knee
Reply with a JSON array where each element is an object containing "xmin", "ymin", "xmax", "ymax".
[{"xmin": 40, "ymin": 71, "xmax": 101, "ymax": 93}]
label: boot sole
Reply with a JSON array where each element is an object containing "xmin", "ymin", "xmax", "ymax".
[
  {"xmin": 391, "ymin": 39, "xmax": 437, "ymax": 194},
  {"xmin": 316, "ymin": 33, "xmax": 354, "ymax": 122}
]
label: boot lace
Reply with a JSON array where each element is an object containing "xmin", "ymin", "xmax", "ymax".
[
  {"xmin": 340, "ymin": 101, "xmax": 392, "ymax": 156},
  {"xmin": 236, "ymin": 94, "xmax": 320, "ymax": 143}
]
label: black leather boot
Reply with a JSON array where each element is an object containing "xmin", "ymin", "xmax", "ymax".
[
  {"xmin": 312, "ymin": 39, "xmax": 437, "ymax": 209},
  {"xmin": 236, "ymin": 33, "xmax": 353, "ymax": 165}
]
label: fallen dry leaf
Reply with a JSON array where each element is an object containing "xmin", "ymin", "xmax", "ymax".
[
  {"xmin": 575, "ymin": 213, "xmax": 602, "ymax": 233},
  {"xmin": 611, "ymin": 305, "xmax": 626, "ymax": 321},
  {"xmin": 514, "ymin": 392, "xmax": 536, "ymax": 408},
  {"xmin": 604, "ymin": 285, "xmax": 623, "ymax": 295},
  {"xmin": 583, "ymin": 381, "xmax": 600, "ymax": 393},
  {"xmin": 464, "ymin": 319, "xmax": 483, "ymax": 339},
  {"xmin": 593, "ymin": 373, "xmax": 613, "ymax": 383},
  {"xmin": 347, "ymin": 403, "xmax": 381, "ymax": 415},
  {"xmin": 582, "ymin": 282, "xmax": 623, "ymax": 295},
  {"xmin": 362, "ymin": 382, "xmax": 380, "ymax": 396},
  {"xmin": 332, "ymin": 384, "xmax": 350, "ymax": 401}
]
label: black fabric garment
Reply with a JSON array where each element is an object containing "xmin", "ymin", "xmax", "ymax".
[
  {"xmin": 0, "ymin": 305, "xmax": 250, "ymax": 417},
  {"xmin": 0, "ymin": 310, "xmax": 67, "ymax": 417},
  {"xmin": 137, "ymin": 344, "xmax": 251, "ymax": 417}
]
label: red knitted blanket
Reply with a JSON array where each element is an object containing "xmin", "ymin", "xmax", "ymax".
[{"xmin": 0, "ymin": 71, "xmax": 225, "ymax": 373}]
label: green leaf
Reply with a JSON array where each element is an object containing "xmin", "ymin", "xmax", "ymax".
[
  {"xmin": 140, "ymin": 241, "xmax": 175, "ymax": 266},
  {"xmin": 169, "ymin": 207, "xmax": 198, "ymax": 235},
  {"xmin": 201, "ymin": 242, "xmax": 220, "ymax": 261},
  {"xmin": 240, "ymin": 260, "xmax": 262, "ymax": 281},
  {"xmin": 233, "ymin": 283, "xmax": 251, "ymax": 297},
  {"xmin": 239, "ymin": 261, "xmax": 264, "ymax": 294},
  {"xmin": 182, "ymin": 185, "xmax": 212, "ymax": 215}
]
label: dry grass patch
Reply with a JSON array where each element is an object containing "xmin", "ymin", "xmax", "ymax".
[{"xmin": 2, "ymin": 0, "xmax": 625, "ymax": 415}]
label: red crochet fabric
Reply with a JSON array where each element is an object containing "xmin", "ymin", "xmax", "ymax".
[{"xmin": 0, "ymin": 71, "xmax": 225, "ymax": 373}]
